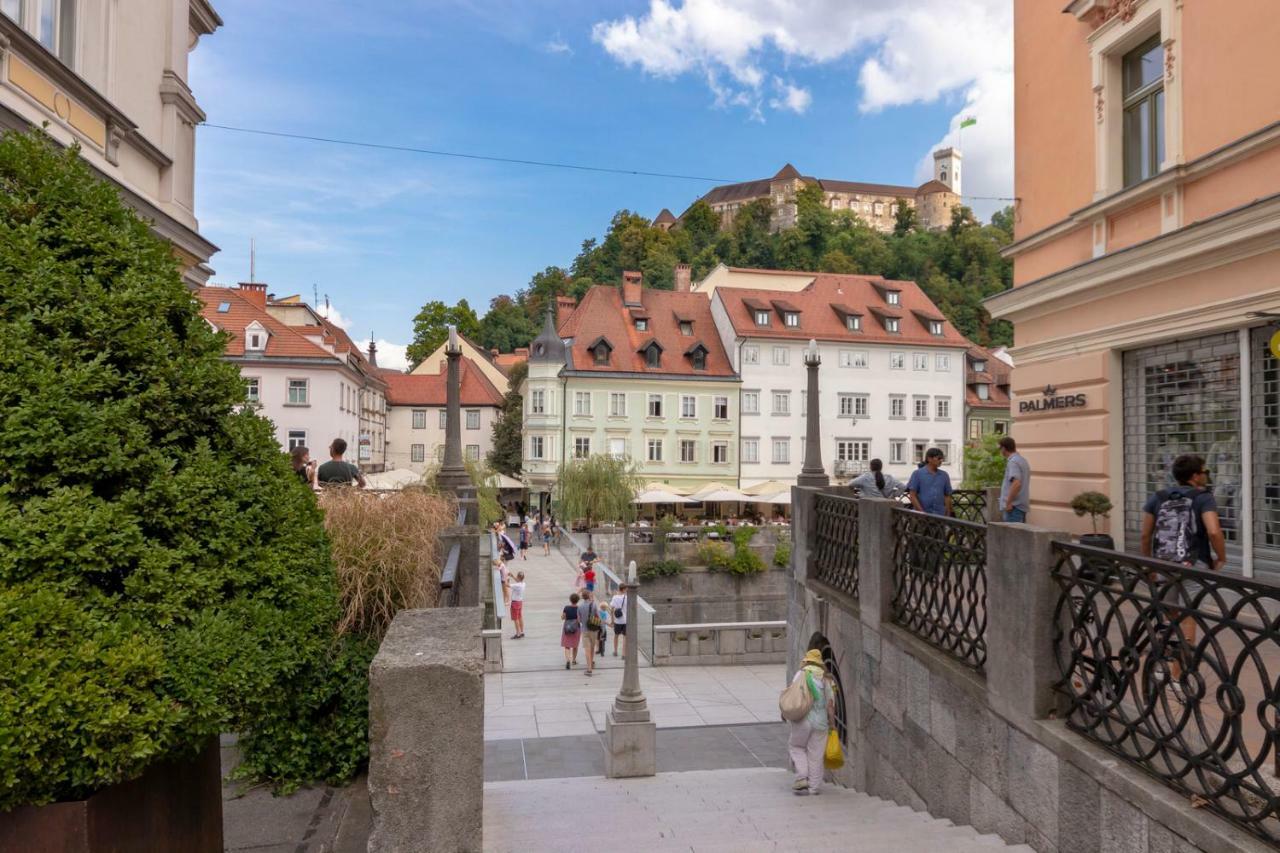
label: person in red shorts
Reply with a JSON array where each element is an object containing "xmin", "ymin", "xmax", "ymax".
[{"xmin": 509, "ymin": 571, "xmax": 526, "ymax": 639}]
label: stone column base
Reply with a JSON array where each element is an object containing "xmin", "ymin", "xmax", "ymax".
[{"xmin": 604, "ymin": 712, "xmax": 656, "ymax": 779}]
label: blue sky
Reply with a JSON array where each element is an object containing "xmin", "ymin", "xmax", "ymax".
[{"xmin": 193, "ymin": 1, "xmax": 1012, "ymax": 369}]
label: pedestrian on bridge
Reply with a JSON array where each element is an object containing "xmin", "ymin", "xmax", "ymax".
[
  {"xmin": 788, "ymin": 649, "xmax": 836, "ymax": 796},
  {"xmin": 561, "ymin": 592, "xmax": 582, "ymax": 669}
]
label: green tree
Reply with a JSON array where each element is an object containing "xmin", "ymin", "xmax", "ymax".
[
  {"xmin": 517, "ymin": 265, "xmax": 571, "ymax": 321},
  {"xmin": 554, "ymin": 454, "xmax": 640, "ymax": 529},
  {"xmin": 962, "ymin": 434, "xmax": 1007, "ymax": 489},
  {"xmin": 487, "ymin": 361, "xmax": 526, "ymax": 477},
  {"xmin": 478, "ymin": 295, "xmax": 537, "ymax": 353},
  {"xmin": 678, "ymin": 199, "xmax": 720, "ymax": 254},
  {"xmin": 406, "ymin": 299, "xmax": 481, "ymax": 370},
  {"xmin": 0, "ymin": 129, "xmax": 339, "ymax": 807},
  {"xmin": 893, "ymin": 198, "xmax": 919, "ymax": 237}
]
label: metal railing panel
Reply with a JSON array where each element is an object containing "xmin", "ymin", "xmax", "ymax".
[{"xmin": 814, "ymin": 493, "xmax": 859, "ymax": 599}]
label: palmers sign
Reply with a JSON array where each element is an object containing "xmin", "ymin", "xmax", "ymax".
[{"xmin": 1019, "ymin": 384, "xmax": 1087, "ymax": 414}]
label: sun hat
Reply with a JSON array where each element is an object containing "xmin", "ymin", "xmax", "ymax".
[{"xmin": 803, "ymin": 649, "xmax": 823, "ymax": 666}]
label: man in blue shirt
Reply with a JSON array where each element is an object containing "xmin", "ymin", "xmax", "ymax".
[{"xmin": 907, "ymin": 448, "xmax": 953, "ymax": 516}]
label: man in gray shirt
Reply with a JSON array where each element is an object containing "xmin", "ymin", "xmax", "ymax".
[{"xmin": 998, "ymin": 436, "xmax": 1031, "ymax": 523}]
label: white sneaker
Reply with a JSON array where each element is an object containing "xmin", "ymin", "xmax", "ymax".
[{"xmin": 791, "ymin": 779, "xmax": 808, "ymax": 791}]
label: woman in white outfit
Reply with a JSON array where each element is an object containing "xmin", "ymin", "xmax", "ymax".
[
  {"xmin": 788, "ymin": 648, "xmax": 836, "ymax": 795},
  {"xmin": 848, "ymin": 458, "xmax": 903, "ymax": 499}
]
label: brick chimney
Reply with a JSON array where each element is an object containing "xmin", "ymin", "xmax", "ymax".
[
  {"xmin": 674, "ymin": 264, "xmax": 691, "ymax": 293},
  {"xmin": 237, "ymin": 282, "xmax": 268, "ymax": 308},
  {"xmin": 622, "ymin": 270, "xmax": 643, "ymax": 307},
  {"xmin": 514, "ymin": 347, "xmax": 529, "ymax": 358},
  {"xmin": 556, "ymin": 295, "xmax": 578, "ymax": 318}
]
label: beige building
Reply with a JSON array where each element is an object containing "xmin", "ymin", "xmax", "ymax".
[
  {"xmin": 991, "ymin": 0, "xmax": 1280, "ymax": 577},
  {"xmin": 0, "ymin": 1, "xmax": 221, "ymax": 284},
  {"xmin": 411, "ymin": 333, "xmax": 519, "ymax": 395},
  {"xmin": 685, "ymin": 153, "xmax": 962, "ymax": 235},
  {"xmin": 383, "ymin": 363, "xmax": 504, "ymax": 474}
]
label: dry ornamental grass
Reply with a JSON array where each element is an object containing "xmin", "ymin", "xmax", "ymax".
[{"xmin": 318, "ymin": 488, "xmax": 458, "ymax": 641}]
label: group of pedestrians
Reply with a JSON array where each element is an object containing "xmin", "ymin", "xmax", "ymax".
[
  {"xmin": 559, "ymin": 550, "xmax": 628, "ymax": 676},
  {"xmin": 290, "ymin": 438, "xmax": 368, "ymax": 490}
]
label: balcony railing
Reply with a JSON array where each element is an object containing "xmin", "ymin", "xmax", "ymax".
[
  {"xmin": 890, "ymin": 508, "xmax": 987, "ymax": 671},
  {"xmin": 813, "ymin": 493, "xmax": 859, "ymax": 599},
  {"xmin": 1051, "ymin": 542, "xmax": 1280, "ymax": 844}
]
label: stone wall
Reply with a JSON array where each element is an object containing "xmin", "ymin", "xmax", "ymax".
[
  {"xmin": 787, "ymin": 487, "xmax": 1269, "ymax": 853},
  {"xmin": 641, "ymin": 565, "xmax": 788, "ymax": 625}
]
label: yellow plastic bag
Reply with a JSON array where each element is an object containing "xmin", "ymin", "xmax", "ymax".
[{"xmin": 823, "ymin": 728, "xmax": 844, "ymax": 770}]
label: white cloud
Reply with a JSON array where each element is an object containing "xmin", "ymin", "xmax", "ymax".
[
  {"xmin": 592, "ymin": 0, "xmax": 1013, "ymax": 206},
  {"xmin": 319, "ymin": 304, "xmax": 353, "ymax": 329},
  {"xmin": 543, "ymin": 34, "xmax": 573, "ymax": 55},
  {"xmin": 358, "ymin": 338, "xmax": 410, "ymax": 372}
]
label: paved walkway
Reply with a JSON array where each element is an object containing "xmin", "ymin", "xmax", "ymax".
[
  {"xmin": 486, "ymin": 539, "xmax": 784, "ymax": 740},
  {"xmin": 484, "ymin": 767, "xmax": 1033, "ymax": 852}
]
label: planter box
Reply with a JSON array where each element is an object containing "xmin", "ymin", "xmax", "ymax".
[{"xmin": 0, "ymin": 738, "xmax": 223, "ymax": 853}]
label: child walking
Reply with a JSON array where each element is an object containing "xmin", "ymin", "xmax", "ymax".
[{"xmin": 509, "ymin": 572, "xmax": 526, "ymax": 639}]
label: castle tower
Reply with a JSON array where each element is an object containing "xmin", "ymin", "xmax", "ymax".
[{"xmin": 933, "ymin": 148, "xmax": 962, "ymax": 197}]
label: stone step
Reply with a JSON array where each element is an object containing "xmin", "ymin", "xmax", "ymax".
[{"xmin": 484, "ymin": 767, "xmax": 1034, "ymax": 852}]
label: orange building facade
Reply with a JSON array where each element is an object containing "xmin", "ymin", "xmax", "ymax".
[{"xmin": 991, "ymin": 0, "xmax": 1280, "ymax": 577}]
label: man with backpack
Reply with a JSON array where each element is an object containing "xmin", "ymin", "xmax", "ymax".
[{"xmin": 1140, "ymin": 454, "xmax": 1227, "ymax": 685}]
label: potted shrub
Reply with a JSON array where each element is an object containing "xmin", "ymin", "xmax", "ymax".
[
  {"xmin": 1070, "ymin": 491, "xmax": 1115, "ymax": 549},
  {"xmin": 0, "ymin": 130, "xmax": 339, "ymax": 851}
]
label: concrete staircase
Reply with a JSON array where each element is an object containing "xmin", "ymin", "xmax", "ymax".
[{"xmin": 484, "ymin": 767, "xmax": 1033, "ymax": 852}]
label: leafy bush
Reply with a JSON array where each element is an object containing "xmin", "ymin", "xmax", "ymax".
[
  {"xmin": 1070, "ymin": 491, "xmax": 1113, "ymax": 534},
  {"xmin": 638, "ymin": 560, "xmax": 682, "ymax": 580},
  {"xmin": 773, "ymin": 535, "xmax": 792, "ymax": 568},
  {"xmin": 0, "ymin": 129, "xmax": 338, "ymax": 808},
  {"xmin": 962, "ymin": 434, "xmax": 1006, "ymax": 489},
  {"xmin": 695, "ymin": 540, "xmax": 732, "ymax": 571}
]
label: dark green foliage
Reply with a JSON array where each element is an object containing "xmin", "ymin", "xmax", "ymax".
[
  {"xmin": 962, "ymin": 434, "xmax": 1007, "ymax": 490},
  {"xmin": 405, "ymin": 299, "xmax": 481, "ymax": 370},
  {"xmin": 1070, "ymin": 491, "xmax": 1114, "ymax": 534},
  {"xmin": 772, "ymin": 533, "xmax": 792, "ymax": 568},
  {"xmin": 487, "ymin": 361, "xmax": 526, "ymax": 477},
  {"xmin": 477, "ymin": 295, "xmax": 537, "ymax": 354},
  {"xmin": 0, "ymin": 129, "xmax": 339, "ymax": 807},
  {"xmin": 638, "ymin": 560, "xmax": 682, "ymax": 580}
]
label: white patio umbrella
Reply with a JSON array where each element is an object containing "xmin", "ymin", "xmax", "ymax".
[
  {"xmin": 755, "ymin": 491, "xmax": 792, "ymax": 505},
  {"xmin": 634, "ymin": 488, "xmax": 694, "ymax": 505},
  {"xmin": 696, "ymin": 487, "xmax": 752, "ymax": 504},
  {"xmin": 741, "ymin": 479, "xmax": 791, "ymax": 496}
]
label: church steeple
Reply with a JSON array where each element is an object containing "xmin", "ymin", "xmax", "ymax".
[{"xmin": 529, "ymin": 301, "xmax": 566, "ymax": 365}]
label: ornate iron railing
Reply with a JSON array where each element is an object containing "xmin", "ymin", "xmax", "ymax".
[
  {"xmin": 890, "ymin": 508, "xmax": 987, "ymax": 670},
  {"xmin": 950, "ymin": 490, "xmax": 988, "ymax": 524},
  {"xmin": 1051, "ymin": 542, "xmax": 1280, "ymax": 843},
  {"xmin": 813, "ymin": 493, "xmax": 859, "ymax": 599}
]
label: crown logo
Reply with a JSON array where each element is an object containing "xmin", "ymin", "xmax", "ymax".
[{"xmin": 1043, "ymin": 385, "xmax": 1057, "ymax": 397}]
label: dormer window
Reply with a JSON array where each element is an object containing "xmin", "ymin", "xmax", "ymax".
[
  {"xmin": 886, "ymin": 291, "xmax": 900, "ymax": 306},
  {"xmin": 846, "ymin": 315, "xmax": 861, "ymax": 332},
  {"xmin": 974, "ymin": 360, "xmax": 987, "ymax": 372},
  {"xmin": 783, "ymin": 312, "xmax": 800, "ymax": 328},
  {"xmin": 929, "ymin": 320, "xmax": 944, "ymax": 336},
  {"xmin": 635, "ymin": 318, "xmax": 649, "ymax": 332},
  {"xmin": 685, "ymin": 342, "xmax": 710, "ymax": 371},
  {"xmin": 977, "ymin": 383, "xmax": 990, "ymax": 401},
  {"xmin": 754, "ymin": 310, "xmax": 769, "ymax": 326},
  {"xmin": 885, "ymin": 317, "xmax": 900, "ymax": 333},
  {"xmin": 639, "ymin": 340, "xmax": 663, "ymax": 368},
  {"xmin": 588, "ymin": 336, "xmax": 614, "ymax": 366},
  {"xmin": 679, "ymin": 321, "xmax": 693, "ymax": 336},
  {"xmin": 245, "ymin": 321, "xmax": 268, "ymax": 352}
]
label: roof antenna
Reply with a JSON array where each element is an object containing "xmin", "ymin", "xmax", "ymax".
[
  {"xmin": 249, "ymin": 238, "xmax": 256, "ymax": 283},
  {"xmin": 313, "ymin": 283, "xmax": 319, "ymax": 307},
  {"xmin": 324, "ymin": 293, "xmax": 330, "ymax": 318}
]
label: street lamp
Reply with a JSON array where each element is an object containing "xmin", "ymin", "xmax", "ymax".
[
  {"xmin": 797, "ymin": 338, "xmax": 829, "ymax": 488},
  {"xmin": 605, "ymin": 560, "xmax": 655, "ymax": 778}
]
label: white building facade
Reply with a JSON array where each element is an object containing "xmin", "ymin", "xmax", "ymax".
[
  {"xmin": 708, "ymin": 271, "xmax": 970, "ymax": 488},
  {"xmin": 383, "ymin": 363, "xmax": 503, "ymax": 474}
]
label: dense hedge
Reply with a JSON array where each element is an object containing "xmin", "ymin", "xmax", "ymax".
[{"xmin": 0, "ymin": 130, "xmax": 340, "ymax": 808}]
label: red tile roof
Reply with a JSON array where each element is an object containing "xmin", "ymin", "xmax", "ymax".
[
  {"xmin": 558, "ymin": 284, "xmax": 737, "ymax": 377},
  {"xmin": 198, "ymin": 287, "xmax": 336, "ymax": 360},
  {"xmin": 715, "ymin": 274, "xmax": 971, "ymax": 348},
  {"xmin": 966, "ymin": 345, "xmax": 1012, "ymax": 408},
  {"xmin": 383, "ymin": 360, "xmax": 504, "ymax": 407}
]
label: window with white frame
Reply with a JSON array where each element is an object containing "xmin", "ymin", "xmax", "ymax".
[
  {"xmin": 886, "ymin": 291, "xmax": 900, "ymax": 306},
  {"xmin": 754, "ymin": 310, "xmax": 770, "ymax": 326},
  {"xmin": 609, "ymin": 392, "xmax": 627, "ymax": 417},
  {"xmin": 287, "ymin": 378, "xmax": 309, "ymax": 405},
  {"xmin": 994, "ymin": 420, "xmax": 1009, "ymax": 435},
  {"xmin": 969, "ymin": 419, "xmax": 983, "ymax": 440},
  {"xmin": 713, "ymin": 396, "xmax": 729, "ymax": 419},
  {"xmin": 743, "ymin": 345, "xmax": 760, "ymax": 365},
  {"xmin": 913, "ymin": 441, "xmax": 928, "ymax": 464},
  {"xmin": 890, "ymin": 352, "xmax": 905, "ymax": 370},
  {"xmin": 635, "ymin": 318, "xmax": 648, "ymax": 332},
  {"xmin": 836, "ymin": 440, "xmax": 870, "ymax": 464},
  {"xmin": 647, "ymin": 394, "xmax": 663, "ymax": 417},
  {"xmin": 741, "ymin": 438, "xmax": 759, "ymax": 464},
  {"xmin": 772, "ymin": 346, "xmax": 789, "ymax": 366},
  {"xmin": 976, "ymin": 383, "xmax": 990, "ymax": 401},
  {"xmin": 885, "ymin": 317, "xmax": 900, "ymax": 333},
  {"xmin": 647, "ymin": 438, "xmax": 663, "ymax": 462},
  {"xmin": 681, "ymin": 395, "xmax": 697, "ymax": 418},
  {"xmin": 529, "ymin": 435, "xmax": 545, "ymax": 459},
  {"xmin": 247, "ymin": 330, "xmax": 265, "ymax": 352},
  {"xmin": 339, "ymin": 381, "xmax": 346, "ymax": 412},
  {"xmin": 839, "ymin": 393, "xmax": 855, "ymax": 417},
  {"xmin": 712, "ymin": 441, "xmax": 728, "ymax": 464},
  {"xmin": 679, "ymin": 320, "xmax": 693, "ymax": 336},
  {"xmin": 913, "ymin": 353, "xmax": 929, "ymax": 371},
  {"xmin": 530, "ymin": 389, "xmax": 546, "ymax": 414},
  {"xmin": 783, "ymin": 312, "xmax": 800, "ymax": 327},
  {"xmin": 466, "ymin": 409, "xmax": 480, "ymax": 429},
  {"xmin": 913, "ymin": 396, "xmax": 929, "ymax": 419},
  {"xmin": 244, "ymin": 377, "xmax": 260, "ymax": 403},
  {"xmin": 851, "ymin": 351, "xmax": 868, "ymax": 368},
  {"xmin": 846, "ymin": 314, "xmax": 861, "ymax": 332},
  {"xmin": 411, "ymin": 444, "xmax": 425, "ymax": 463},
  {"xmin": 680, "ymin": 439, "xmax": 697, "ymax": 463},
  {"xmin": 929, "ymin": 320, "xmax": 944, "ymax": 336},
  {"xmin": 771, "ymin": 438, "xmax": 790, "ymax": 464},
  {"xmin": 9, "ymin": 0, "xmax": 78, "ymax": 68},
  {"xmin": 574, "ymin": 391, "xmax": 592, "ymax": 416},
  {"xmin": 466, "ymin": 444, "xmax": 480, "ymax": 461},
  {"xmin": 854, "ymin": 395, "xmax": 869, "ymax": 417},
  {"xmin": 287, "ymin": 429, "xmax": 307, "ymax": 451},
  {"xmin": 1122, "ymin": 35, "xmax": 1165, "ymax": 188},
  {"xmin": 439, "ymin": 409, "xmax": 447, "ymax": 429},
  {"xmin": 936, "ymin": 398, "xmax": 951, "ymax": 420},
  {"xmin": 935, "ymin": 441, "xmax": 951, "ymax": 463},
  {"xmin": 890, "ymin": 439, "xmax": 905, "ymax": 465},
  {"xmin": 608, "ymin": 437, "xmax": 627, "ymax": 458},
  {"xmin": 973, "ymin": 359, "xmax": 987, "ymax": 373},
  {"xmin": 936, "ymin": 354, "xmax": 951, "ymax": 371},
  {"xmin": 890, "ymin": 395, "xmax": 905, "ymax": 419},
  {"xmin": 574, "ymin": 437, "xmax": 591, "ymax": 458},
  {"xmin": 412, "ymin": 409, "xmax": 426, "ymax": 429},
  {"xmin": 771, "ymin": 390, "xmax": 790, "ymax": 415},
  {"xmin": 742, "ymin": 391, "xmax": 759, "ymax": 415}
]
